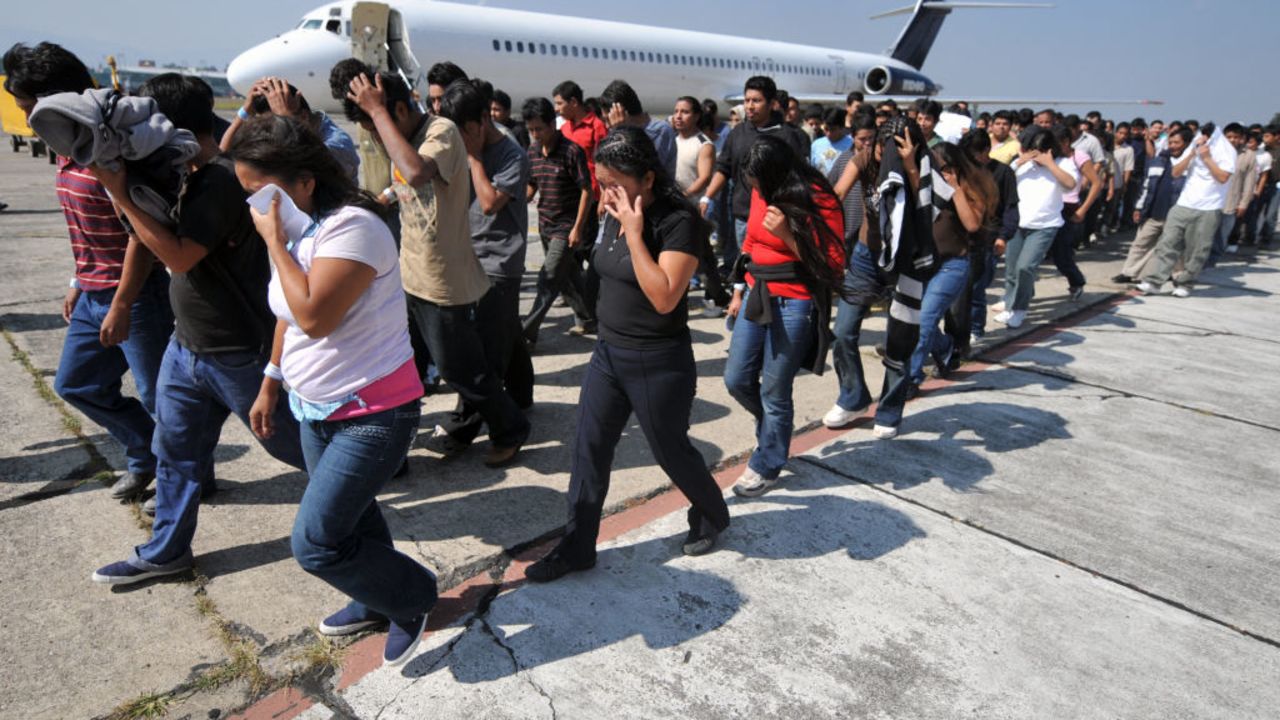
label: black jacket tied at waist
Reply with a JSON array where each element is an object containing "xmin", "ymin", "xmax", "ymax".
[{"xmin": 732, "ymin": 254, "xmax": 832, "ymax": 376}]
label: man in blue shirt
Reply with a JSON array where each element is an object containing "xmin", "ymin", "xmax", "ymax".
[
  {"xmin": 600, "ymin": 80, "xmax": 676, "ymax": 179},
  {"xmin": 1114, "ymin": 127, "xmax": 1191, "ymax": 283},
  {"xmin": 810, "ymin": 109, "xmax": 851, "ymax": 175}
]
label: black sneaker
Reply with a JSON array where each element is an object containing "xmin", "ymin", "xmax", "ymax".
[
  {"xmin": 111, "ymin": 472, "xmax": 154, "ymax": 500},
  {"xmin": 424, "ymin": 425, "xmax": 469, "ymax": 459},
  {"xmin": 1068, "ymin": 285, "xmax": 1084, "ymax": 302},
  {"xmin": 1111, "ymin": 273, "xmax": 1133, "ymax": 284},
  {"xmin": 525, "ymin": 552, "xmax": 595, "ymax": 583}
]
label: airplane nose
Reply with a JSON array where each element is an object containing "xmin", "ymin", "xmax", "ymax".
[
  {"xmin": 226, "ymin": 41, "xmax": 275, "ymax": 96},
  {"xmin": 226, "ymin": 31, "xmax": 351, "ymax": 98}
]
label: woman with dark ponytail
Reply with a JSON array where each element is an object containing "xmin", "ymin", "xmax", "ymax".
[
  {"xmin": 229, "ymin": 115, "xmax": 436, "ymax": 667},
  {"xmin": 723, "ymin": 135, "xmax": 845, "ymax": 498},
  {"xmin": 525, "ymin": 125, "xmax": 731, "ymax": 582}
]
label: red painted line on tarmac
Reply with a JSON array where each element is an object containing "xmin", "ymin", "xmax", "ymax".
[{"xmin": 233, "ymin": 290, "xmax": 1135, "ymax": 719}]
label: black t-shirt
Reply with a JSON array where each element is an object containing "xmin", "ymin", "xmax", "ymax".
[
  {"xmin": 593, "ymin": 198, "xmax": 700, "ymax": 348},
  {"xmin": 170, "ymin": 156, "xmax": 273, "ymax": 353}
]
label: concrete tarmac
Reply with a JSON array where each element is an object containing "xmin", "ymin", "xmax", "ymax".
[{"xmin": 2, "ymin": 143, "xmax": 1278, "ymax": 719}]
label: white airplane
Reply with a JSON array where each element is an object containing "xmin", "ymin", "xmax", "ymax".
[{"xmin": 226, "ymin": 0, "xmax": 1154, "ymax": 114}]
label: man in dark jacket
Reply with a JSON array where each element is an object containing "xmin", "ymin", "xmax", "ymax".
[{"xmin": 700, "ymin": 76, "xmax": 808, "ymax": 271}]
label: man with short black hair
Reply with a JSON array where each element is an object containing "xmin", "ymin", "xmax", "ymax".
[
  {"xmin": 600, "ymin": 79, "xmax": 676, "ymax": 178},
  {"xmin": 490, "ymin": 88, "xmax": 529, "ymax": 149},
  {"xmin": 845, "ymin": 91, "xmax": 865, "ymax": 126},
  {"xmin": 989, "ymin": 110, "xmax": 1020, "ymax": 164},
  {"xmin": 1257, "ymin": 125, "xmax": 1280, "ymax": 245},
  {"xmin": 348, "ymin": 71, "xmax": 530, "ymax": 465},
  {"xmin": 552, "ymin": 80, "xmax": 607, "ymax": 197},
  {"xmin": 917, "ymin": 100, "xmax": 943, "ymax": 148},
  {"xmin": 521, "ymin": 97, "xmax": 595, "ymax": 345},
  {"xmin": 4, "ymin": 42, "xmax": 176, "ymax": 504},
  {"xmin": 700, "ymin": 76, "xmax": 809, "ymax": 270},
  {"xmin": 439, "ymin": 79, "xmax": 536, "ymax": 438},
  {"xmin": 809, "ymin": 108, "xmax": 850, "ymax": 175},
  {"xmin": 426, "ymin": 61, "xmax": 468, "ymax": 114},
  {"xmin": 90, "ymin": 72, "xmax": 305, "ymax": 583}
]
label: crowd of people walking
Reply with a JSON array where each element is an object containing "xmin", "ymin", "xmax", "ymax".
[{"xmin": 4, "ymin": 38, "xmax": 1275, "ymax": 666}]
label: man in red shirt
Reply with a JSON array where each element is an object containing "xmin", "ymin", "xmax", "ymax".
[
  {"xmin": 553, "ymin": 79, "xmax": 608, "ymax": 323},
  {"xmin": 4, "ymin": 42, "xmax": 174, "ymax": 501}
]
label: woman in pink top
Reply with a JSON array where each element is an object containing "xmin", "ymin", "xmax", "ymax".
[{"xmin": 230, "ymin": 115, "xmax": 433, "ymax": 668}]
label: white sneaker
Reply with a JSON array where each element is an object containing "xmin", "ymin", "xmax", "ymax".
[
  {"xmin": 873, "ymin": 424, "xmax": 899, "ymax": 440},
  {"xmin": 702, "ymin": 298, "xmax": 725, "ymax": 318},
  {"xmin": 822, "ymin": 403, "xmax": 866, "ymax": 429},
  {"xmin": 994, "ymin": 310, "xmax": 1013, "ymax": 325},
  {"xmin": 1006, "ymin": 310, "xmax": 1026, "ymax": 328},
  {"xmin": 1171, "ymin": 286, "xmax": 1191, "ymax": 298},
  {"xmin": 990, "ymin": 300, "xmax": 1007, "ymax": 314},
  {"xmin": 1226, "ymin": 244, "xmax": 1239, "ymax": 254},
  {"xmin": 732, "ymin": 466, "xmax": 778, "ymax": 498},
  {"xmin": 1135, "ymin": 281, "xmax": 1162, "ymax": 295}
]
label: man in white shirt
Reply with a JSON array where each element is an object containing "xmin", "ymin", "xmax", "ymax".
[{"xmin": 1138, "ymin": 127, "xmax": 1237, "ymax": 297}]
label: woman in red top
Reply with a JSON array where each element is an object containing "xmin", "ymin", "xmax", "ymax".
[{"xmin": 723, "ymin": 135, "xmax": 845, "ymax": 498}]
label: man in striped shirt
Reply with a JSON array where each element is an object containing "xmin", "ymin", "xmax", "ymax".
[
  {"xmin": 520, "ymin": 97, "xmax": 596, "ymax": 346},
  {"xmin": 4, "ymin": 41, "xmax": 174, "ymax": 501}
]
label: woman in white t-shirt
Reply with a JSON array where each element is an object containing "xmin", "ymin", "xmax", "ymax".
[
  {"xmin": 230, "ymin": 115, "xmax": 434, "ymax": 668},
  {"xmin": 996, "ymin": 126, "xmax": 1080, "ymax": 328},
  {"xmin": 672, "ymin": 96, "xmax": 714, "ymax": 201}
]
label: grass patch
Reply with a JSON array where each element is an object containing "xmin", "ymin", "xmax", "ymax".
[
  {"xmin": 106, "ymin": 691, "xmax": 171, "ymax": 720},
  {"xmin": 189, "ymin": 573, "xmax": 273, "ymax": 694},
  {"xmin": 291, "ymin": 630, "xmax": 348, "ymax": 676}
]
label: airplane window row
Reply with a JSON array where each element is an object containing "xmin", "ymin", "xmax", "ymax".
[{"xmin": 490, "ymin": 38, "xmax": 833, "ymax": 77}]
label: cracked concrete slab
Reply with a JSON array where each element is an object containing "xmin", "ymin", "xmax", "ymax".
[
  {"xmin": 322, "ymin": 462, "xmax": 1280, "ymax": 719},
  {"xmin": 996, "ymin": 308, "xmax": 1280, "ymax": 429},
  {"xmin": 1108, "ymin": 286, "xmax": 1280, "ymax": 344}
]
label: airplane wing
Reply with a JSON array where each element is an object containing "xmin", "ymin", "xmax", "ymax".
[{"xmin": 723, "ymin": 93, "xmax": 1164, "ymax": 108}]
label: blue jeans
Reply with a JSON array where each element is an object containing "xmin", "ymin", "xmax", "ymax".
[
  {"xmin": 725, "ymin": 217, "xmax": 748, "ymax": 274},
  {"xmin": 831, "ymin": 243, "xmax": 886, "ymax": 411},
  {"xmin": 1003, "ymin": 226, "xmax": 1059, "ymax": 312},
  {"xmin": 138, "ymin": 338, "xmax": 305, "ymax": 566},
  {"xmin": 294, "ymin": 402, "xmax": 436, "ymax": 625},
  {"xmin": 910, "ymin": 257, "xmax": 969, "ymax": 385},
  {"xmin": 54, "ymin": 271, "xmax": 173, "ymax": 475},
  {"xmin": 724, "ymin": 291, "xmax": 814, "ymax": 480}
]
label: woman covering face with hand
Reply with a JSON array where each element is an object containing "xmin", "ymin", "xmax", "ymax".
[
  {"xmin": 230, "ymin": 115, "xmax": 435, "ymax": 668},
  {"xmin": 525, "ymin": 126, "xmax": 731, "ymax": 583}
]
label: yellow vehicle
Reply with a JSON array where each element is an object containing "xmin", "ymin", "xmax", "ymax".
[{"xmin": 0, "ymin": 74, "xmax": 53, "ymax": 161}]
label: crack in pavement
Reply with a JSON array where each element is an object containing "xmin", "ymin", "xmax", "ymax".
[
  {"xmin": 983, "ymin": 361, "xmax": 1280, "ymax": 434},
  {"xmin": 475, "ymin": 615, "xmax": 559, "ymax": 720},
  {"xmin": 1100, "ymin": 310, "xmax": 1280, "ymax": 347},
  {"xmin": 795, "ymin": 454, "xmax": 1280, "ymax": 652}
]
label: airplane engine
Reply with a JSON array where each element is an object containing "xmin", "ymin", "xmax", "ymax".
[{"xmin": 864, "ymin": 65, "xmax": 938, "ymax": 97}]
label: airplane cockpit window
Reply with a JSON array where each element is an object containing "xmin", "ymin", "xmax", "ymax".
[
  {"xmin": 301, "ymin": 19, "xmax": 323, "ymax": 30},
  {"xmin": 325, "ymin": 19, "xmax": 340, "ymax": 34}
]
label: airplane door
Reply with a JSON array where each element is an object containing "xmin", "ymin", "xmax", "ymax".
[
  {"xmin": 833, "ymin": 57, "xmax": 847, "ymax": 92},
  {"xmin": 351, "ymin": 2, "xmax": 391, "ymax": 71},
  {"xmin": 387, "ymin": 9, "xmax": 424, "ymax": 95}
]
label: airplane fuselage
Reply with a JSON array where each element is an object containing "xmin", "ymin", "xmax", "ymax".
[{"xmin": 227, "ymin": 1, "xmax": 940, "ymax": 114}]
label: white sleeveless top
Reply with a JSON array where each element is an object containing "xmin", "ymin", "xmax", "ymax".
[{"xmin": 674, "ymin": 132, "xmax": 712, "ymax": 200}]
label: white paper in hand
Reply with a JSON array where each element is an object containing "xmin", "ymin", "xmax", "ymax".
[{"xmin": 246, "ymin": 184, "xmax": 312, "ymax": 246}]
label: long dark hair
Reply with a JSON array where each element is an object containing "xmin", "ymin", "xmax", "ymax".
[
  {"xmin": 228, "ymin": 114, "xmax": 385, "ymax": 222},
  {"xmin": 745, "ymin": 135, "xmax": 843, "ymax": 292},
  {"xmin": 594, "ymin": 125, "xmax": 710, "ymax": 247},
  {"xmin": 933, "ymin": 141, "xmax": 997, "ymax": 224}
]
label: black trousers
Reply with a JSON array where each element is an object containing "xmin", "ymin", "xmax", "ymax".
[
  {"xmin": 406, "ymin": 293, "xmax": 530, "ymax": 448},
  {"xmin": 557, "ymin": 339, "xmax": 729, "ymax": 564},
  {"xmin": 944, "ymin": 244, "xmax": 985, "ymax": 358},
  {"xmin": 441, "ymin": 278, "xmax": 535, "ymax": 442}
]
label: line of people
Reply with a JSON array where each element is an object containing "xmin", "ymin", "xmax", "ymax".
[{"xmin": 5, "ymin": 39, "xmax": 1270, "ymax": 668}]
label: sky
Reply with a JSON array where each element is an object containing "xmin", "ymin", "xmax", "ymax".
[{"xmin": 4, "ymin": 0, "xmax": 1276, "ymax": 124}]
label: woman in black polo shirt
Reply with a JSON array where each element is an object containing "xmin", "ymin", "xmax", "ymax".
[{"xmin": 526, "ymin": 126, "xmax": 731, "ymax": 583}]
